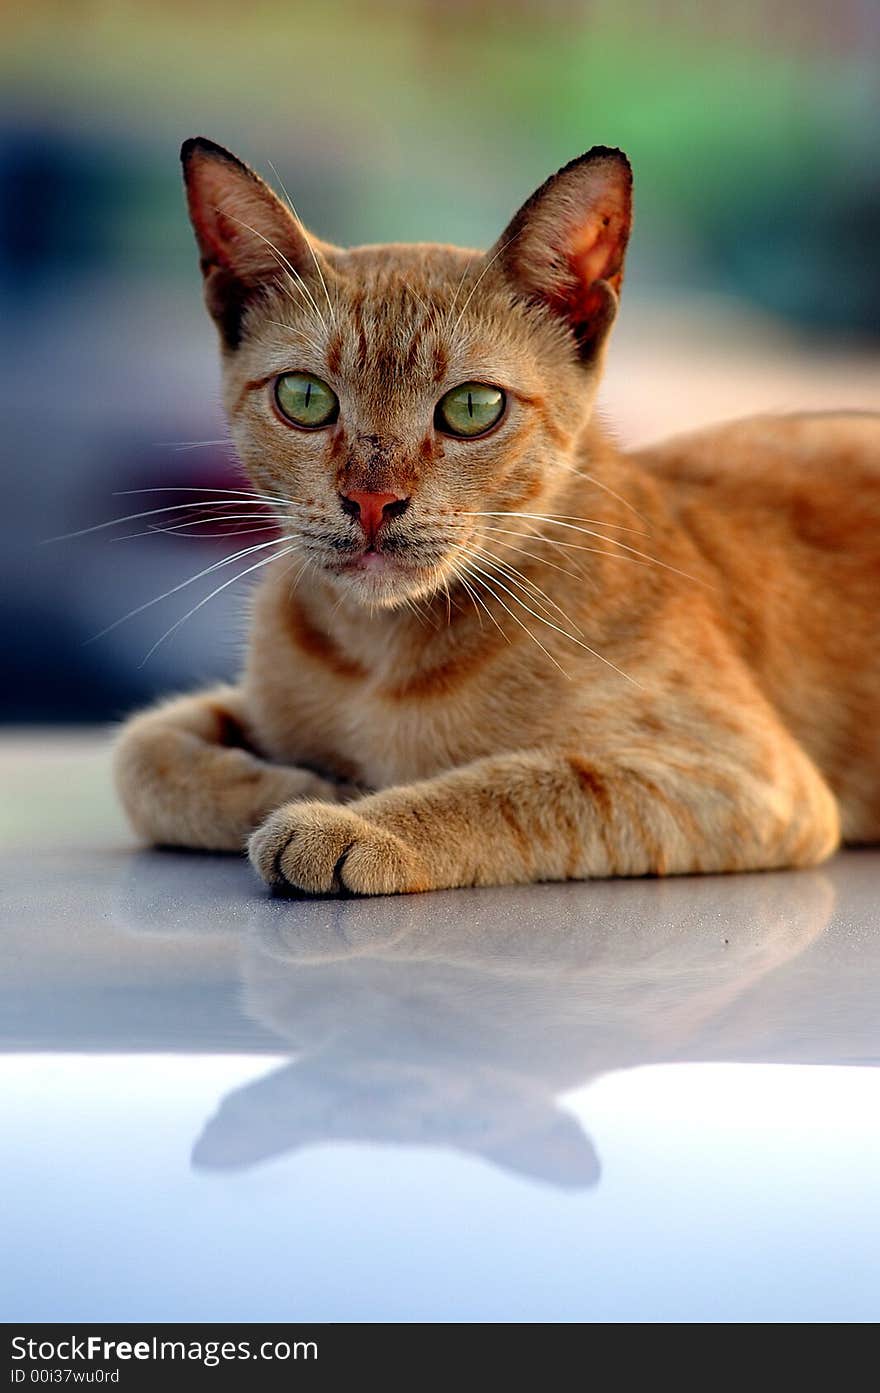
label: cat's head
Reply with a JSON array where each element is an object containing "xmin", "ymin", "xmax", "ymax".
[{"xmin": 182, "ymin": 137, "xmax": 632, "ymax": 608}]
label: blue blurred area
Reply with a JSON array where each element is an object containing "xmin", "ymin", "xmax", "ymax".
[{"xmin": 1, "ymin": 1, "xmax": 878, "ymax": 722}]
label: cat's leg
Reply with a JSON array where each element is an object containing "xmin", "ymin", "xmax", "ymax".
[
  {"xmin": 248, "ymin": 730, "xmax": 840, "ymax": 894},
  {"xmin": 114, "ymin": 684, "xmax": 353, "ymax": 851}
]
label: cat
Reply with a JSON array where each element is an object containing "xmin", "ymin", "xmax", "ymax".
[{"xmin": 114, "ymin": 137, "xmax": 880, "ymax": 895}]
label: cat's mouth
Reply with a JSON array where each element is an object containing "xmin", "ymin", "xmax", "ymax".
[
  {"xmin": 332, "ymin": 547, "xmax": 438, "ymax": 598},
  {"xmin": 294, "ymin": 524, "xmax": 461, "ymax": 605},
  {"xmin": 337, "ymin": 546, "xmax": 402, "ymax": 575},
  {"xmin": 316, "ymin": 535, "xmax": 453, "ymax": 606},
  {"xmin": 322, "ymin": 533, "xmax": 440, "ymax": 580}
]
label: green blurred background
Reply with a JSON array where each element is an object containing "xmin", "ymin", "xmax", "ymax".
[{"xmin": 2, "ymin": 0, "xmax": 878, "ymax": 721}]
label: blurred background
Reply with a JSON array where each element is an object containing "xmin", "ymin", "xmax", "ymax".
[{"xmin": 1, "ymin": 0, "xmax": 878, "ymax": 723}]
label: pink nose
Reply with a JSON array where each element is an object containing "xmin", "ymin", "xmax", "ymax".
[{"xmin": 339, "ymin": 489, "xmax": 410, "ymax": 541}]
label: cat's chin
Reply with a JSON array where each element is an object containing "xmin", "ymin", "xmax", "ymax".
[{"xmin": 325, "ymin": 558, "xmax": 444, "ymax": 611}]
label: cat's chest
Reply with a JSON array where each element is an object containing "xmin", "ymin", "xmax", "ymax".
[
  {"xmin": 335, "ymin": 694, "xmax": 475, "ymax": 787},
  {"xmin": 249, "ymin": 640, "xmax": 541, "ymax": 789},
  {"xmin": 247, "ymin": 586, "xmax": 580, "ymax": 789}
]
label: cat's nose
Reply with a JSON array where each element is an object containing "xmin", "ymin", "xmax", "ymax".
[{"xmin": 339, "ymin": 489, "xmax": 410, "ymax": 542}]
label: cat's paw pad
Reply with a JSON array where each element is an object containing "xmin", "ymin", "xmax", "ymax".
[{"xmin": 248, "ymin": 802, "xmax": 429, "ymax": 897}]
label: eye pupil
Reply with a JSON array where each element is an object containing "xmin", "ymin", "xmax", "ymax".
[{"xmin": 468, "ymin": 392, "xmax": 473, "ymax": 418}]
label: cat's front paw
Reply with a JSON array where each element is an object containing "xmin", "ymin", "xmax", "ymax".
[{"xmin": 248, "ymin": 801, "xmax": 431, "ymax": 897}]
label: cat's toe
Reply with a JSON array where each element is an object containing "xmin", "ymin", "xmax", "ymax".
[
  {"xmin": 248, "ymin": 802, "xmax": 358, "ymax": 894},
  {"xmin": 336, "ymin": 824, "xmax": 430, "ymax": 896},
  {"xmin": 248, "ymin": 802, "xmax": 427, "ymax": 897}
]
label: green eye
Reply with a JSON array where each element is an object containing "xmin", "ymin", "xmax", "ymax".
[
  {"xmin": 274, "ymin": 372, "xmax": 338, "ymax": 428},
  {"xmin": 436, "ymin": 382, "xmax": 505, "ymax": 438}
]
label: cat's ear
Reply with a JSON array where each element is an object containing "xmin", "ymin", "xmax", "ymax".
[
  {"xmin": 491, "ymin": 146, "xmax": 632, "ymax": 359},
  {"xmin": 181, "ymin": 137, "xmax": 333, "ymax": 349}
]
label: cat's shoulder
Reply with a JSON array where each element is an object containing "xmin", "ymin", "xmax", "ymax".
[{"xmin": 630, "ymin": 410, "xmax": 880, "ymax": 487}]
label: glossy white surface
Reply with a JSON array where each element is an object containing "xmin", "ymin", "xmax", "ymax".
[{"xmin": 2, "ymin": 735, "xmax": 879, "ymax": 1322}]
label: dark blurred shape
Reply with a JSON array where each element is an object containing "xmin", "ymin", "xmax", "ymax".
[{"xmin": 699, "ymin": 165, "xmax": 880, "ymax": 335}]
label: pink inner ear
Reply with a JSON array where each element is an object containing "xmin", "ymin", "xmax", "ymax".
[
  {"xmin": 562, "ymin": 204, "xmax": 628, "ymax": 326},
  {"xmin": 212, "ymin": 210, "xmax": 249, "ymax": 265},
  {"xmin": 192, "ymin": 209, "xmax": 231, "ymax": 270},
  {"xmin": 186, "ymin": 170, "xmax": 237, "ymax": 270},
  {"xmin": 569, "ymin": 206, "xmax": 627, "ymax": 291},
  {"xmin": 186, "ymin": 157, "xmax": 271, "ymax": 276}
]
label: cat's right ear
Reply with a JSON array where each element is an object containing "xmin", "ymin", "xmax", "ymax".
[
  {"xmin": 491, "ymin": 146, "xmax": 633, "ymax": 361},
  {"xmin": 181, "ymin": 137, "xmax": 333, "ymax": 350}
]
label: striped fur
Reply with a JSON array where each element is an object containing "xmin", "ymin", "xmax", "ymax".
[{"xmin": 115, "ymin": 141, "xmax": 879, "ymax": 893}]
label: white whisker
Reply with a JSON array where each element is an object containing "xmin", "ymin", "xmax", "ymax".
[
  {"xmin": 113, "ymin": 513, "xmax": 280, "ymax": 542},
  {"xmin": 471, "ymin": 532, "xmax": 585, "ymax": 583},
  {"xmin": 511, "ymin": 531, "xmax": 658, "ymax": 570},
  {"xmin": 452, "ymin": 569, "xmax": 485, "ymax": 631},
  {"xmin": 461, "ymin": 555, "xmax": 642, "ymax": 687},
  {"xmin": 406, "ymin": 591, "xmax": 434, "ymax": 631},
  {"xmin": 139, "ymin": 543, "xmax": 300, "ymax": 665},
  {"xmin": 458, "ymin": 561, "xmax": 571, "ymax": 678},
  {"xmin": 440, "ymin": 575, "xmax": 454, "ymax": 626},
  {"xmin": 113, "ymin": 486, "xmax": 279, "ymax": 498},
  {"xmin": 155, "ymin": 438, "xmax": 232, "ymax": 452},
  {"xmin": 404, "ymin": 283, "xmax": 431, "ymax": 319},
  {"xmin": 468, "ymin": 543, "xmax": 583, "ymax": 632},
  {"xmin": 450, "ymin": 560, "xmax": 512, "ymax": 641},
  {"xmin": 445, "ymin": 258, "xmax": 474, "ymax": 327},
  {"xmin": 267, "ymin": 159, "xmax": 336, "ymax": 326},
  {"xmin": 150, "ymin": 511, "xmax": 277, "ymax": 529},
  {"xmin": 449, "ymin": 231, "xmax": 523, "ymax": 338},
  {"xmin": 219, "ymin": 208, "xmax": 327, "ymax": 332},
  {"xmin": 264, "ymin": 320, "xmax": 328, "ymax": 355},
  {"xmin": 46, "ymin": 497, "xmax": 287, "ymax": 544},
  {"xmin": 113, "ymin": 486, "xmax": 301, "ymax": 506},
  {"xmin": 461, "ymin": 552, "xmax": 580, "ymax": 637},
  {"xmin": 460, "ymin": 510, "xmax": 645, "ymax": 535},
  {"xmin": 86, "ymin": 535, "xmax": 291, "ymax": 643},
  {"xmin": 554, "ymin": 462, "xmax": 649, "ymax": 523},
  {"xmin": 470, "ymin": 523, "xmax": 657, "ymax": 571},
  {"xmin": 461, "ymin": 512, "xmax": 709, "ymax": 588}
]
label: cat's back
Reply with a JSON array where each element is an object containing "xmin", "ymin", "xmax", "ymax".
[
  {"xmin": 633, "ymin": 411, "xmax": 880, "ymax": 837},
  {"xmin": 633, "ymin": 410, "xmax": 880, "ymax": 577},
  {"xmin": 634, "ymin": 410, "xmax": 880, "ymax": 509}
]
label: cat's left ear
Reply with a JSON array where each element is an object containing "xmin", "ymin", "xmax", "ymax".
[
  {"xmin": 491, "ymin": 146, "xmax": 632, "ymax": 359},
  {"xmin": 181, "ymin": 137, "xmax": 335, "ymax": 350}
]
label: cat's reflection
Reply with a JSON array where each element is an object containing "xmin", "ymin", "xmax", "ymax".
[{"xmin": 158, "ymin": 869, "xmax": 834, "ymax": 1189}]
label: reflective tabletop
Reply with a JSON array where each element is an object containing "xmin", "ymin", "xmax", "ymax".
[{"xmin": 2, "ymin": 734, "xmax": 878, "ymax": 1322}]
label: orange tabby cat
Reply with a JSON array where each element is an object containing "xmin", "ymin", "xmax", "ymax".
[{"xmin": 114, "ymin": 137, "xmax": 880, "ymax": 894}]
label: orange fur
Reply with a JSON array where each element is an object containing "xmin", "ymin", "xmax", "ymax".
[{"xmin": 115, "ymin": 139, "xmax": 878, "ymax": 894}]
